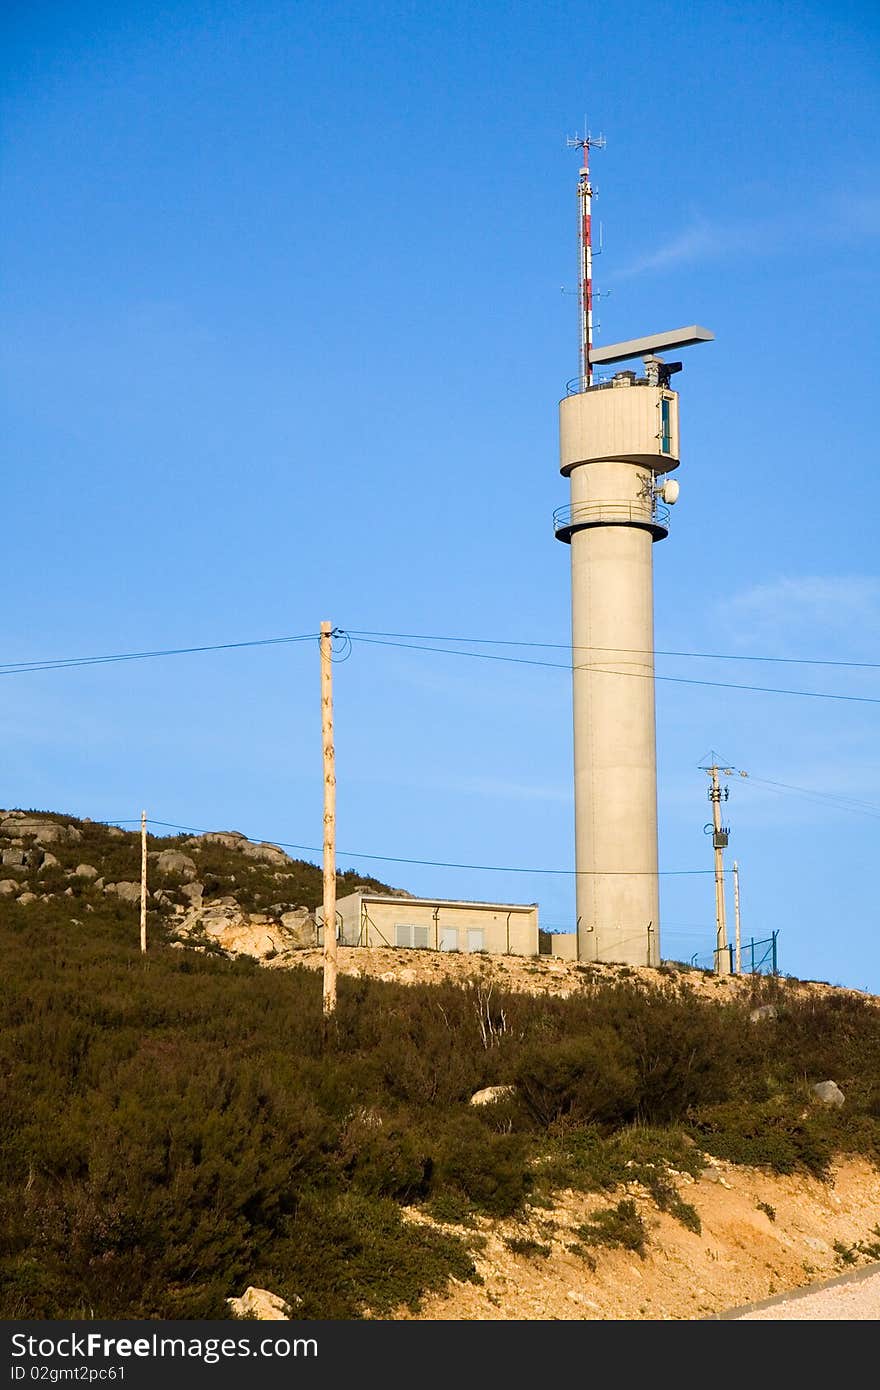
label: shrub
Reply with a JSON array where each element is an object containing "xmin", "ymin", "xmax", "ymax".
[
  {"xmin": 3, "ymin": 834, "xmax": 880, "ymax": 1318},
  {"xmin": 504, "ymin": 1236, "xmax": 550, "ymax": 1259},
  {"xmin": 576, "ymin": 1200, "xmax": 647, "ymax": 1258}
]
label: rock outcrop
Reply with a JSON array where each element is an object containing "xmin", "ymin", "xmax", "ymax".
[
  {"xmin": 175, "ymin": 899, "xmax": 314, "ymax": 959},
  {"xmin": 151, "ymin": 850, "xmax": 198, "ymax": 880},
  {"xmin": 104, "ymin": 881, "xmax": 142, "ymax": 904},
  {"xmin": 181, "ymin": 830, "xmax": 292, "ymax": 868},
  {"xmin": 227, "ymin": 1286, "xmax": 291, "ymax": 1320},
  {"xmin": 470, "ymin": 1085, "xmax": 517, "ymax": 1107},
  {"xmin": 0, "ymin": 814, "xmax": 82, "ymax": 845}
]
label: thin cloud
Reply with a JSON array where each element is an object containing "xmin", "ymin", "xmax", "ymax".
[
  {"xmin": 613, "ymin": 186, "xmax": 880, "ymax": 281},
  {"xmin": 614, "ymin": 222, "xmax": 729, "ymax": 279},
  {"xmin": 717, "ymin": 575, "xmax": 880, "ymax": 654}
]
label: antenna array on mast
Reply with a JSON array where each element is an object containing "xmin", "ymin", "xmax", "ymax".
[{"xmin": 566, "ymin": 128, "xmax": 605, "ymax": 387}]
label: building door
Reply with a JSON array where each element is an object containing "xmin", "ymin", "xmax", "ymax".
[
  {"xmin": 467, "ymin": 928, "xmax": 484, "ymax": 953},
  {"xmin": 440, "ymin": 927, "xmax": 458, "ymax": 952}
]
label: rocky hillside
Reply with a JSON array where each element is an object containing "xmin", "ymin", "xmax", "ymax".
[
  {"xmin": 4, "ymin": 807, "xmax": 880, "ymax": 1322},
  {"xmin": 0, "ymin": 808, "xmax": 397, "ymax": 954}
]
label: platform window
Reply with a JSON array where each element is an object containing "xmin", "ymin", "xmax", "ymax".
[
  {"xmin": 660, "ymin": 397, "xmax": 672, "ymax": 453},
  {"xmin": 467, "ymin": 928, "xmax": 485, "ymax": 953}
]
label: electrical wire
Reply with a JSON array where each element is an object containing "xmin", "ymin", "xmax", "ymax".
[
  {"xmin": 347, "ymin": 628, "xmax": 880, "ymax": 673},
  {"xmin": 4, "ymin": 624, "xmax": 880, "ymax": 684},
  {"xmin": 142, "ymin": 817, "xmax": 713, "ymax": 877},
  {"xmin": 349, "ymin": 634, "xmax": 880, "ymax": 708},
  {"xmin": 0, "ymin": 633, "xmax": 318, "ymax": 676},
  {"xmin": 737, "ymin": 772, "xmax": 880, "ymax": 821}
]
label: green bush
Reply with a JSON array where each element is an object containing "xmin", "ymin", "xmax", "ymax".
[
  {"xmin": 504, "ymin": 1236, "xmax": 550, "ymax": 1259},
  {"xmin": 3, "ymin": 819, "xmax": 880, "ymax": 1317},
  {"xmin": 576, "ymin": 1200, "xmax": 647, "ymax": 1258}
]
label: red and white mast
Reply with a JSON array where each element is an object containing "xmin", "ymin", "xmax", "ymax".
[{"xmin": 567, "ymin": 128, "xmax": 605, "ymax": 387}]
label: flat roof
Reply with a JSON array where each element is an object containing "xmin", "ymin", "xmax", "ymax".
[
  {"xmin": 346, "ymin": 892, "xmax": 538, "ymax": 912},
  {"xmin": 590, "ymin": 325, "xmax": 714, "ymax": 365}
]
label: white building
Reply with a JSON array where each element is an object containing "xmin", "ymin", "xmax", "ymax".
[{"xmin": 322, "ymin": 891, "xmax": 540, "ymax": 955}]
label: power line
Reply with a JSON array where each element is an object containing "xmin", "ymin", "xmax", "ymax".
[
  {"xmin": 738, "ymin": 772, "xmax": 880, "ymax": 821},
  {"xmin": 4, "ymin": 625, "xmax": 880, "ymax": 683},
  {"xmin": 350, "ymin": 634, "xmax": 880, "ymax": 708},
  {"xmin": 143, "ymin": 817, "xmax": 713, "ymax": 877},
  {"xmin": 348, "ymin": 628, "xmax": 880, "ymax": 673},
  {"xmin": 689, "ymin": 759, "xmax": 880, "ymax": 825},
  {"xmin": 0, "ymin": 633, "xmax": 318, "ymax": 676}
]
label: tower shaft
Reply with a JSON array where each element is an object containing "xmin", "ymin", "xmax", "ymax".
[
  {"xmin": 557, "ymin": 376, "xmax": 679, "ymax": 966},
  {"xmin": 570, "ymin": 469, "xmax": 659, "ymax": 964}
]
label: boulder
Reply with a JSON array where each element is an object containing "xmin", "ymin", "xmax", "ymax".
[
  {"xmin": 17, "ymin": 892, "xmax": 38, "ymax": 905},
  {"xmin": 0, "ymin": 879, "xmax": 18, "ymax": 896},
  {"xmin": 700, "ymin": 1167, "xmax": 732, "ymax": 1188},
  {"xmin": 105, "ymin": 881, "xmax": 142, "ymax": 904},
  {"xmin": 184, "ymin": 831, "xmax": 248, "ymax": 851},
  {"xmin": 469, "ymin": 1085, "xmax": 516, "ymax": 1107},
  {"xmin": 279, "ymin": 909, "xmax": 315, "ymax": 948},
  {"xmin": 75, "ymin": 864, "xmax": 99, "ymax": 879},
  {"xmin": 227, "ymin": 1286, "xmax": 291, "ymax": 1321},
  {"xmin": 241, "ymin": 841, "xmax": 292, "ymax": 868},
  {"xmin": 152, "ymin": 850, "xmax": 197, "ymax": 880},
  {"xmin": 811, "ymin": 1080, "xmax": 845, "ymax": 1108},
  {"xmin": 749, "ymin": 1004, "xmax": 778, "ymax": 1023},
  {"xmin": 1, "ymin": 849, "xmax": 28, "ymax": 868},
  {"xmin": 180, "ymin": 881, "xmax": 204, "ymax": 907},
  {"xmin": 0, "ymin": 816, "xmax": 81, "ymax": 846},
  {"xmin": 39, "ymin": 852, "xmax": 60, "ymax": 871}
]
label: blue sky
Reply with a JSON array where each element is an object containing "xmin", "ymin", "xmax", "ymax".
[{"xmin": 3, "ymin": 1, "xmax": 879, "ymax": 989}]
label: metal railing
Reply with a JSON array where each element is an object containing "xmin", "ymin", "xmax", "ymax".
[
  {"xmin": 553, "ymin": 500, "xmax": 670, "ymax": 538},
  {"xmin": 565, "ymin": 373, "xmax": 626, "ymax": 395}
]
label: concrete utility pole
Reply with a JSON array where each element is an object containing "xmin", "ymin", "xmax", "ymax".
[
  {"xmin": 732, "ymin": 859, "xmax": 742, "ymax": 974},
  {"xmin": 140, "ymin": 809, "xmax": 148, "ymax": 954},
  {"xmin": 320, "ymin": 622, "xmax": 337, "ymax": 1019},
  {"xmin": 706, "ymin": 766, "xmax": 731, "ymax": 975}
]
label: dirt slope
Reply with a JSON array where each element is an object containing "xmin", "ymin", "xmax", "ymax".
[
  {"xmin": 398, "ymin": 1157, "xmax": 880, "ymax": 1321},
  {"xmin": 278, "ymin": 944, "xmax": 870, "ymax": 1008},
  {"xmin": 275, "ymin": 947, "xmax": 879, "ymax": 1321}
]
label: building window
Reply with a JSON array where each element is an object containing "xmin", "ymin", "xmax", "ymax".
[
  {"xmin": 440, "ymin": 928, "xmax": 458, "ymax": 952},
  {"xmin": 467, "ymin": 928, "xmax": 485, "ymax": 953},
  {"xmin": 660, "ymin": 397, "xmax": 671, "ymax": 453},
  {"xmin": 394, "ymin": 923, "xmax": 430, "ymax": 949}
]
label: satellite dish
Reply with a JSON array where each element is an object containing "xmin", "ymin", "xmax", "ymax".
[{"xmin": 660, "ymin": 479, "xmax": 680, "ymax": 505}]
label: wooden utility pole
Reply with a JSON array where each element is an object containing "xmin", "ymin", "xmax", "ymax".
[
  {"xmin": 140, "ymin": 809, "xmax": 148, "ymax": 954},
  {"xmin": 732, "ymin": 859, "xmax": 742, "ymax": 974},
  {"xmin": 707, "ymin": 765, "xmax": 730, "ymax": 976},
  {"xmin": 320, "ymin": 622, "xmax": 337, "ymax": 1019}
]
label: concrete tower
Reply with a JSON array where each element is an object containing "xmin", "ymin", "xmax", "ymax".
[{"xmin": 556, "ymin": 328, "xmax": 711, "ymax": 965}]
